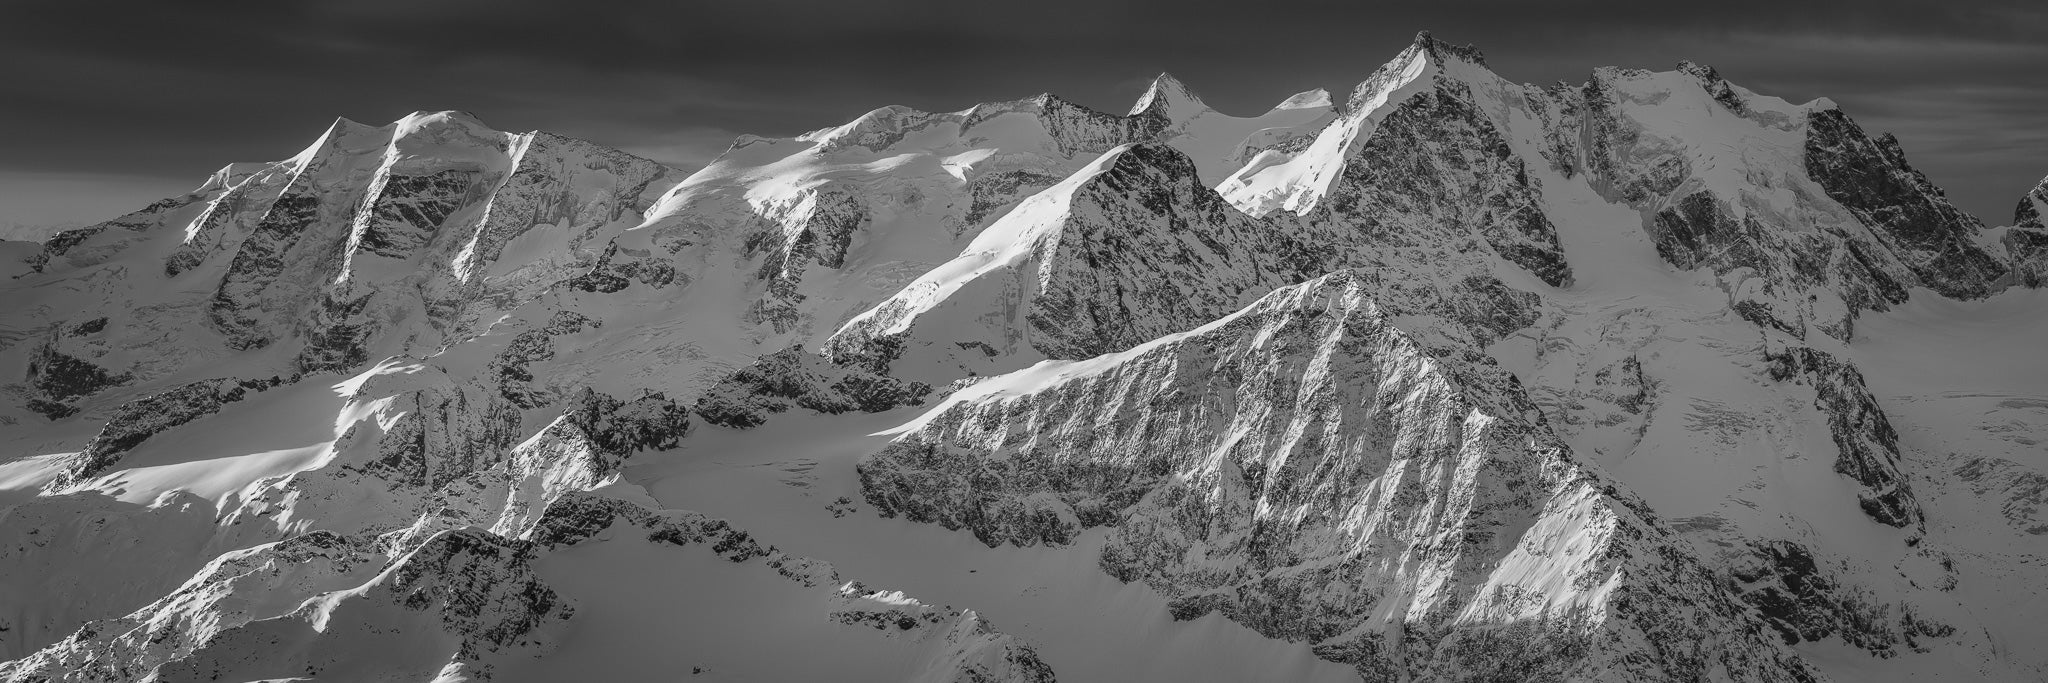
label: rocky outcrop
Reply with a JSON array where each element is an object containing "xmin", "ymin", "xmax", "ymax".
[
  {"xmin": 827, "ymin": 143, "xmax": 1331, "ymax": 382},
  {"xmin": 2020, "ymin": 178, "xmax": 2048, "ymax": 230},
  {"xmin": 136, "ymin": 528, "xmax": 569, "ymax": 683},
  {"xmin": 208, "ymin": 163, "xmax": 341, "ymax": 353},
  {"xmin": 1764, "ymin": 345, "xmax": 1921, "ymax": 528},
  {"xmin": 1804, "ymin": 111, "xmax": 2007, "ymax": 298},
  {"xmin": 51, "ymin": 376, "xmax": 285, "ymax": 489},
  {"xmin": 1953, "ymin": 456, "xmax": 2048, "ymax": 536},
  {"xmin": 1571, "ymin": 66, "xmax": 1965, "ymax": 338},
  {"xmin": 2005, "ymin": 174, "xmax": 2048, "ymax": 286},
  {"xmin": 525, "ymin": 492, "xmax": 1059, "ymax": 683},
  {"xmin": 3, "ymin": 113, "xmax": 675, "ymax": 420},
  {"xmin": 863, "ymin": 271, "xmax": 1817, "ymax": 680},
  {"xmin": 1321, "ymin": 64, "xmax": 1572, "ymax": 288},
  {"xmin": 743, "ymin": 185, "xmax": 873, "ymax": 334},
  {"xmin": 828, "ymin": 586, "xmax": 1059, "ymax": 683},
  {"xmin": 25, "ymin": 197, "xmax": 193, "ymax": 275},
  {"xmin": 695, "ymin": 346, "xmax": 930, "ymax": 428},
  {"xmin": 562, "ymin": 237, "xmax": 681, "ymax": 294},
  {"xmin": 490, "ymin": 310, "xmax": 601, "ymax": 409},
  {"xmin": 562, "ymin": 387, "xmax": 691, "ymax": 454},
  {"xmin": 2004, "ymin": 226, "xmax": 2048, "ymax": 288},
  {"xmin": 351, "ymin": 374, "xmax": 524, "ymax": 490},
  {"xmin": 292, "ymin": 167, "xmax": 487, "ymax": 373},
  {"xmin": 23, "ymin": 344, "xmax": 130, "ymax": 420},
  {"xmin": 1730, "ymin": 539, "xmax": 1955, "ymax": 656},
  {"xmin": 21, "ymin": 314, "xmax": 136, "ymax": 419},
  {"xmin": 0, "ymin": 531, "xmax": 384, "ymax": 681}
]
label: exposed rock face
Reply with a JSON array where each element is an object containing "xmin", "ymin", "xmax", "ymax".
[
  {"xmin": 1764, "ymin": 345, "xmax": 1920, "ymax": 528},
  {"xmin": 1953, "ymin": 455, "xmax": 2048, "ymax": 536},
  {"xmin": 1802, "ymin": 110, "xmax": 2007, "ymax": 299},
  {"xmin": 2020, "ymin": 176, "xmax": 2048, "ymax": 230},
  {"xmin": 1729, "ymin": 539, "xmax": 1955, "ymax": 656},
  {"xmin": 206, "ymin": 147, "xmax": 356, "ymax": 354},
  {"xmin": 490, "ymin": 310, "xmax": 601, "ymax": 408},
  {"xmin": 0, "ymin": 531, "xmax": 385, "ymax": 681},
  {"xmin": 1317, "ymin": 63, "xmax": 1572, "ymax": 289},
  {"xmin": 2005, "ymin": 227, "xmax": 2048, "ymax": 288},
  {"xmin": 826, "ymin": 142, "xmax": 1331, "ymax": 382},
  {"xmin": 24, "ymin": 198, "xmax": 192, "ymax": 275},
  {"xmin": 828, "ymin": 587, "xmax": 1059, "ymax": 683},
  {"xmin": 524, "ymin": 492, "xmax": 1059, "ymax": 683},
  {"xmin": 1, "ymin": 112, "xmax": 677, "ymax": 423},
  {"xmin": 862, "ymin": 271, "xmax": 1817, "ymax": 680},
  {"xmin": 695, "ymin": 346, "xmax": 929, "ymax": 428},
  {"xmin": 563, "ymin": 387, "xmax": 691, "ymax": 454},
  {"xmin": 2005, "ymin": 174, "xmax": 2048, "ymax": 286},
  {"xmin": 745, "ymin": 185, "xmax": 873, "ymax": 334},
  {"xmin": 125, "ymin": 527, "xmax": 569, "ymax": 683},
  {"xmin": 23, "ymin": 342, "xmax": 130, "ymax": 420},
  {"xmin": 1222, "ymin": 35, "xmax": 1571, "ymax": 318},
  {"xmin": 353, "ymin": 371, "xmax": 525, "ymax": 490},
  {"xmin": 1581, "ymin": 73, "xmax": 1939, "ymax": 337},
  {"xmin": 51, "ymin": 376, "xmax": 285, "ymax": 489}
]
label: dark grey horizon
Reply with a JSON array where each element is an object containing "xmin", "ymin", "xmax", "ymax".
[{"xmin": 2, "ymin": 0, "xmax": 2042, "ymax": 234}]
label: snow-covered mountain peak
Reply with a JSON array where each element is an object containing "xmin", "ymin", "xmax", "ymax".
[
  {"xmin": 274, "ymin": 111, "xmax": 522, "ymax": 188},
  {"xmin": 384, "ymin": 110, "xmax": 517, "ymax": 160},
  {"xmin": 1272, "ymin": 87, "xmax": 1333, "ymax": 111},
  {"xmin": 284, "ymin": 116, "xmax": 387, "ymax": 169},
  {"xmin": 1127, "ymin": 71, "xmax": 1207, "ymax": 120},
  {"xmin": 2017, "ymin": 173, "xmax": 2048, "ymax": 229},
  {"xmin": 1406, "ymin": 29, "xmax": 1487, "ymax": 67},
  {"xmin": 1220, "ymin": 36, "xmax": 1443, "ymax": 217}
]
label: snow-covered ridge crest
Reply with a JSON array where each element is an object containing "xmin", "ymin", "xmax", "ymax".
[
  {"xmin": 1, "ymin": 110, "xmax": 674, "ymax": 418},
  {"xmin": 1220, "ymin": 32, "xmax": 1443, "ymax": 217},
  {"xmin": 862, "ymin": 269, "xmax": 1820, "ymax": 680},
  {"xmin": 2019, "ymin": 173, "xmax": 2048, "ymax": 230},
  {"xmin": 823, "ymin": 141, "xmax": 1328, "ymax": 383}
]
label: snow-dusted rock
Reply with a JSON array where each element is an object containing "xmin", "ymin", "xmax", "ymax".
[
  {"xmin": 863, "ymin": 270, "xmax": 1817, "ymax": 680},
  {"xmin": 2003, "ymin": 174, "xmax": 2048, "ymax": 286},
  {"xmin": 523, "ymin": 491, "xmax": 1058, "ymax": 683},
  {"xmin": 1763, "ymin": 345, "xmax": 1920, "ymax": 528},
  {"xmin": 0, "ymin": 530, "xmax": 384, "ymax": 681},
  {"xmin": 694, "ymin": 346, "xmax": 929, "ymax": 428},
  {"xmin": 826, "ymin": 142, "xmax": 1330, "ymax": 383},
  {"xmin": 118, "ymin": 527, "xmax": 569, "ymax": 683},
  {"xmin": 51, "ymin": 376, "xmax": 285, "ymax": 489}
]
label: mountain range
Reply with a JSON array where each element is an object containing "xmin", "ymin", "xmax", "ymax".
[{"xmin": 2, "ymin": 32, "xmax": 2046, "ymax": 682}]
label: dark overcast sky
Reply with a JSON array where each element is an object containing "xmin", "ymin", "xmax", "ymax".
[{"xmin": 2, "ymin": 0, "xmax": 2043, "ymax": 232}]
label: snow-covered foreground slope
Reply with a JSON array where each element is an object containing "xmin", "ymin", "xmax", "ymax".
[{"xmin": 5, "ymin": 30, "xmax": 2048, "ymax": 682}]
